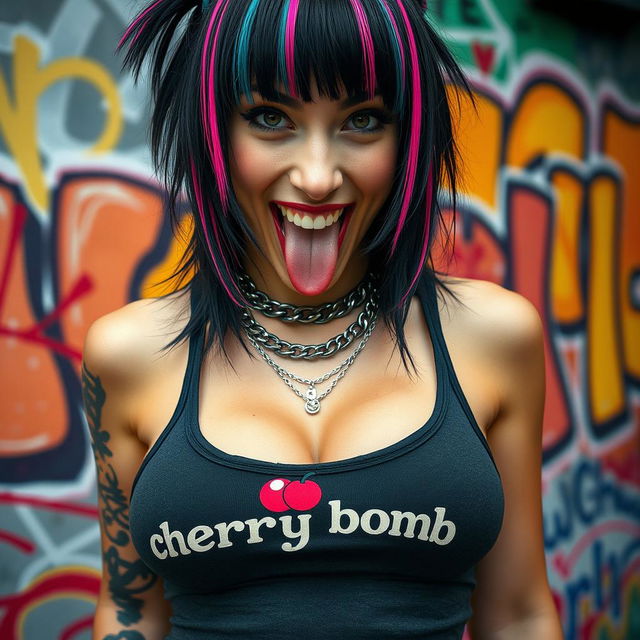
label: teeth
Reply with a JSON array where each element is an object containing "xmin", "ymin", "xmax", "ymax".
[{"xmin": 276, "ymin": 205, "xmax": 345, "ymax": 229}]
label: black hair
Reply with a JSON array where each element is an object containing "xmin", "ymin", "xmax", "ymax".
[{"xmin": 118, "ymin": 0, "xmax": 470, "ymax": 372}]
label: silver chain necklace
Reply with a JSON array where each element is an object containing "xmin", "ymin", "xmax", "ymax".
[
  {"xmin": 239, "ymin": 295, "xmax": 378, "ymax": 359},
  {"xmin": 237, "ymin": 271, "xmax": 376, "ymax": 324},
  {"xmin": 244, "ymin": 315, "xmax": 377, "ymax": 415}
]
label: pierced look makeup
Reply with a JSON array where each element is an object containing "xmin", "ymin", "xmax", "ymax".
[{"xmin": 229, "ymin": 82, "xmax": 398, "ymax": 304}]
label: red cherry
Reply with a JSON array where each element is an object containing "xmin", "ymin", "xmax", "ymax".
[
  {"xmin": 259, "ymin": 478, "xmax": 291, "ymax": 512},
  {"xmin": 283, "ymin": 475, "xmax": 322, "ymax": 511}
]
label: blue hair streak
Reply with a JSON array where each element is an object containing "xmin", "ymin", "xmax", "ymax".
[{"xmin": 234, "ymin": 0, "xmax": 262, "ymax": 105}]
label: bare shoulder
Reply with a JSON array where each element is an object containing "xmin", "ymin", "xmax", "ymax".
[
  {"xmin": 82, "ymin": 289, "xmax": 192, "ymax": 388},
  {"xmin": 437, "ymin": 276, "xmax": 544, "ymax": 359},
  {"xmin": 434, "ymin": 276, "xmax": 545, "ymax": 423}
]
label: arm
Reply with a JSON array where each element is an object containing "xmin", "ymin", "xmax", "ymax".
[
  {"xmin": 467, "ymin": 288, "xmax": 563, "ymax": 640},
  {"xmin": 82, "ymin": 312, "xmax": 172, "ymax": 640}
]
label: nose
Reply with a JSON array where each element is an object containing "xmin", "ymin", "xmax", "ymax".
[{"xmin": 288, "ymin": 139, "xmax": 344, "ymax": 201}]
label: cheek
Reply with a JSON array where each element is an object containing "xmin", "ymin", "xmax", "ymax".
[
  {"xmin": 352, "ymin": 141, "xmax": 398, "ymax": 195},
  {"xmin": 230, "ymin": 136, "xmax": 278, "ymax": 193}
]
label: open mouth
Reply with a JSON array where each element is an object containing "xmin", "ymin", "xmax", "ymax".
[{"xmin": 269, "ymin": 202, "xmax": 355, "ymax": 256}]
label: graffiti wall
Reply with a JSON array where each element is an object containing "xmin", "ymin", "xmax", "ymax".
[{"xmin": 0, "ymin": 1, "xmax": 638, "ymax": 638}]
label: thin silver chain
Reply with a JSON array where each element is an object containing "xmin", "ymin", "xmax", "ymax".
[
  {"xmin": 244, "ymin": 315, "xmax": 377, "ymax": 414},
  {"xmin": 237, "ymin": 271, "xmax": 376, "ymax": 324}
]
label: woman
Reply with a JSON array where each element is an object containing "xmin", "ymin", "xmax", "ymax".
[{"xmin": 82, "ymin": 0, "xmax": 563, "ymax": 638}]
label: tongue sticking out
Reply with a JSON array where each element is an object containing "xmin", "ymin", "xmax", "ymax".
[{"xmin": 284, "ymin": 218, "xmax": 340, "ymax": 296}]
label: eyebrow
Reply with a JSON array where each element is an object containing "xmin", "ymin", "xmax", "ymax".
[{"xmin": 248, "ymin": 86, "xmax": 380, "ymax": 110}]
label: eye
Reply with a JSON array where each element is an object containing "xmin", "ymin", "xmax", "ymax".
[
  {"xmin": 240, "ymin": 107, "xmax": 291, "ymax": 132},
  {"xmin": 239, "ymin": 105, "xmax": 394, "ymax": 134},
  {"xmin": 344, "ymin": 109, "xmax": 393, "ymax": 134}
]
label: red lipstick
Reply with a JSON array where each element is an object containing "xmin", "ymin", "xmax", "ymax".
[{"xmin": 272, "ymin": 200, "xmax": 354, "ymax": 213}]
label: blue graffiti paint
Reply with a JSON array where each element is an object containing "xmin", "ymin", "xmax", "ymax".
[
  {"xmin": 561, "ymin": 536, "xmax": 639, "ymax": 638},
  {"xmin": 544, "ymin": 459, "xmax": 640, "ymax": 638},
  {"xmin": 544, "ymin": 459, "xmax": 640, "ymax": 550}
]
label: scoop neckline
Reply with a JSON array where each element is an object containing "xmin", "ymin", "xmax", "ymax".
[{"xmin": 185, "ymin": 284, "xmax": 450, "ymax": 474}]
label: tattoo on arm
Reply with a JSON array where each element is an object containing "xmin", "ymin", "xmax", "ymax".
[
  {"xmin": 82, "ymin": 363, "xmax": 130, "ymax": 544},
  {"xmin": 82, "ymin": 363, "xmax": 112, "ymax": 461},
  {"xmin": 82, "ymin": 363, "xmax": 158, "ymax": 627},
  {"xmin": 104, "ymin": 546, "xmax": 158, "ymax": 625}
]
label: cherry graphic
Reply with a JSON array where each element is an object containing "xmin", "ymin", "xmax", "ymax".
[
  {"xmin": 283, "ymin": 472, "xmax": 322, "ymax": 511},
  {"xmin": 259, "ymin": 478, "xmax": 291, "ymax": 512}
]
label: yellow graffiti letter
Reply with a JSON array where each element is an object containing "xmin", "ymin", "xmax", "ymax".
[{"xmin": 0, "ymin": 35, "xmax": 122, "ymax": 212}]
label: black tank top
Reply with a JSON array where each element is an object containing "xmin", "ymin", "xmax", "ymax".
[{"xmin": 129, "ymin": 275, "xmax": 504, "ymax": 639}]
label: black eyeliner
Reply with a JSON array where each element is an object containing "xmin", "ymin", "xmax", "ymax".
[{"xmin": 239, "ymin": 106, "xmax": 393, "ymax": 133}]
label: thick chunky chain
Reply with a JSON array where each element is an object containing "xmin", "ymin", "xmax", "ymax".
[
  {"xmin": 244, "ymin": 315, "xmax": 377, "ymax": 414},
  {"xmin": 239, "ymin": 296, "xmax": 378, "ymax": 359},
  {"xmin": 237, "ymin": 271, "xmax": 376, "ymax": 324}
]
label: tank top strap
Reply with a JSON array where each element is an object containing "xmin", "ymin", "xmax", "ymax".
[
  {"xmin": 183, "ymin": 284, "xmax": 207, "ymax": 405},
  {"xmin": 128, "ymin": 285, "xmax": 206, "ymax": 502},
  {"xmin": 417, "ymin": 274, "xmax": 448, "ymax": 370},
  {"xmin": 417, "ymin": 274, "xmax": 499, "ymax": 472}
]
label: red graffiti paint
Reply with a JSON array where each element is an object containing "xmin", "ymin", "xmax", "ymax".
[{"xmin": 471, "ymin": 41, "xmax": 495, "ymax": 74}]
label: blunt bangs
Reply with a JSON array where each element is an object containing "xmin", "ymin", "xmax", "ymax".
[
  {"xmin": 227, "ymin": 0, "xmax": 404, "ymax": 114},
  {"xmin": 118, "ymin": 0, "xmax": 470, "ymax": 372}
]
